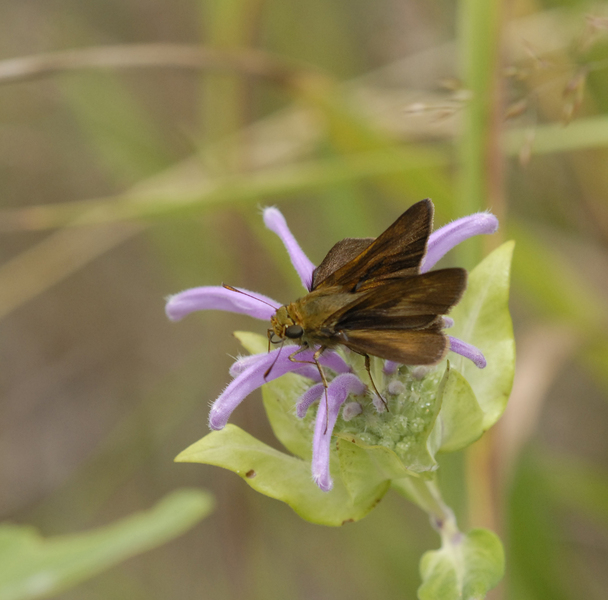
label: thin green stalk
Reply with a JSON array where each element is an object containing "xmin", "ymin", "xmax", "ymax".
[
  {"xmin": 393, "ymin": 476, "xmax": 460, "ymax": 540},
  {"xmin": 200, "ymin": 0, "xmax": 265, "ymax": 171},
  {"xmin": 457, "ymin": 0, "xmax": 504, "ymax": 267}
]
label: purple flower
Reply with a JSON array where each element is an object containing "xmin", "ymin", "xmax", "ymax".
[{"xmin": 166, "ymin": 203, "xmax": 498, "ymax": 491}]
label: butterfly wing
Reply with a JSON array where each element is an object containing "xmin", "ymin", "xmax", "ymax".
[
  {"xmin": 311, "ymin": 199, "xmax": 433, "ymax": 292},
  {"xmin": 310, "ymin": 237, "xmax": 374, "ymax": 291},
  {"xmin": 341, "ymin": 327, "xmax": 448, "ymax": 365},
  {"xmin": 323, "ymin": 268, "xmax": 466, "ymax": 330}
]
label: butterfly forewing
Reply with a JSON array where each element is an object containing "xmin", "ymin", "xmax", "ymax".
[
  {"xmin": 311, "ymin": 199, "xmax": 433, "ymax": 292},
  {"xmin": 322, "ymin": 268, "xmax": 466, "ymax": 330}
]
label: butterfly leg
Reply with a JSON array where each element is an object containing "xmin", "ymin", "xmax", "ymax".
[
  {"xmin": 264, "ymin": 337, "xmax": 286, "ymax": 379},
  {"xmin": 288, "ymin": 346, "xmax": 331, "ymax": 433},
  {"xmin": 364, "ymin": 354, "xmax": 389, "ymax": 411}
]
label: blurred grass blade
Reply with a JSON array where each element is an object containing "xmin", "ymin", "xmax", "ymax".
[
  {"xmin": 60, "ymin": 72, "xmax": 174, "ymax": 185},
  {"xmin": 0, "ymin": 148, "xmax": 446, "ymax": 231},
  {"xmin": 508, "ymin": 221, "xmax": 608, "ymax": 336},
  {"xmin": 0, "ymin": 223, "xmax": 141, "ymax": 322},
  {"xmin": 199, "ymin": 0, "xmax": 261, "ymax": 165},
  {"xmin": 456, "ymin": 0, "xmax": 502, "ymax": 267},
  {"xmin": 504, "ymin": 115, "xmax": 608, "ymax": 156},
  {"xmin": 508, "ymin": 454, "xmax": 573, "ymax": 600},
  {"xmin": 0, "ymin": 489, "xmax": 213, "ymax": 600},
  {"xmin": 537, "ymin": 451, "xmax": 608, "ymax": 530},
  {"xmin": 297, "ymin": 82, "xmax": 454, "ymax": 216}
]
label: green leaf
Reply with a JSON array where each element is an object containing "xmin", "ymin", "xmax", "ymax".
[
  {"xmin": 0, "ymin": 489, "xmax": 213, "ymax": 600},
  {"xmin": 233, "ymin": 331, "xmax": 267, "ymax": 355},
  {"xmin": 418, "ymin": 529, "xmax": 504, "ymax": 600},
  {"xmin": 434, "ymin": 363, "xmax": 484, "ymax": 453},
  {"xmin": 176, "ymin": 424, "xmax": 388, "ymax": 526},
  {"xmin": 449, "ymin": 241, "xmax": 515, "ymax": 430},
  {"xmin": 337, "ymin": 438, "xmax": 414, "ymax": 489}
]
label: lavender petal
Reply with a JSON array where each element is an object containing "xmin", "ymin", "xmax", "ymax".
[
  {"xmin": 383, "ymin": 360, "xmax": 400, "ymax": 375},
  {"xmin": 311, "ymin": 373, "xmax": 367, "ymax": 492},
  {"xmin": 296, "ymin": 383, "xmax": 324, "ymax": 418},
  {"xmin": 212, "ymin": 348, "xmax": 349, "ymax": 429},
  {"xmin": 263, "ymin": 207, "xmax": 316, "ymax": 290},
  {"xmin": 297, "ymin": 373, "xmax": 365, "ymax": 419},
  {"xmin": 422, "ymin": 213, "xmax": 499, "ymax": 272},
  {"xmin": 448, "ymin": 336, "xmax": 487, "ymax": 369},
  {"xmin": 442, "ymin": 316, "xmax": 454, "ymax": 329},
  {"xmin": 209, "ymin": 351, "xmax": 304, "ymax": 429},
  {"xmin": 166, "ymin": 286, "xmax": 278, "ymax": 322}
]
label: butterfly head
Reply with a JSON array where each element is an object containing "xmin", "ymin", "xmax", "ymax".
[{"xmin": 269, "ymin": 305, "xmax": 304, "ymax": 344}]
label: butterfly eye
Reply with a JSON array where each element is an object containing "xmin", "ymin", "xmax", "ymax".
[{"xmin": 285, "ymin": 324, "xmax": 304, "ymax": 339}]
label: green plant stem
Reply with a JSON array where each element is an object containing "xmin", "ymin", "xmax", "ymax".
[
  {"xmin": 456, "ymin": 0, "xmax": 504, "ymax": 267},
  {"xmin": 393, "ymin": 476, "xmax": 460, "ymax": 541},
  {"xmin": 457, "ymin": 0, "xmax": 505, "ymax": 552}
]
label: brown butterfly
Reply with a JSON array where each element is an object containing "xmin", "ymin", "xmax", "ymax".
[{"xmin": 228, "ymin": 199, "xmax": 466, "ymax": 401}]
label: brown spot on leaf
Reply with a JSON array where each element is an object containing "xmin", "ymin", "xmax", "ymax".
[{"xmin": 245, "ymin": 469, "xmax": 256, "ymax": 478}]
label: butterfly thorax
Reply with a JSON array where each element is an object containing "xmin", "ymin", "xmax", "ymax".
[{"xmin": 270, "ymin": 290, "xmax": 346, "ymax": 348}]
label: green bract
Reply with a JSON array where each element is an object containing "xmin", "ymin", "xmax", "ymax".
[
  {"xmin": 418, "ymin": 529, "xmax": 505, "ymax": 600},
  {"xmin": 177, "ymin": 242, "xmax": 515, "ymax": 527}
]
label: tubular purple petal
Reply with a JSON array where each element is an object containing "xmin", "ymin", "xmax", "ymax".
[
  {"xmin": 211, "ymin": 348, "xmax": 349, "ymax": 429},
  {"xmin": 165, "ymin": 286, "xmax": 278, "ymax": 322},
  {"xmin": 311, "ymin": 392, "xmax": 345, "ymax": 492},
  {"xmin": 296, "ymin": 383, "xmax": 324, "ymax": 418},
  {"xmin": 293, "ymin": 366, "xmax": 323, "ymax": 382},
  {"xmin": 229, "ymin": 354, "xmax": 262, "ymax": 377},
  {"xmin": 317, "ymin": 351, "xmax": 352, "ymax": 375},
  {"xmin": 448, "ymin": 336, "xmax": 487, "ymax": 369},
  {"xmin": 442, "ymin": 316, "xmax": 455, "ymax": 329},
  {"xmin": 263, "ymin": 207, "xmax": 316, "ymax": 290},
  {"xmin": 311, "ymin": 373, "xmax": 367, "ymax": 492},
  {"xmin": 209, "ymin": 351, "xmax": 298, "ymax": 429},
  {"xmin": 329, "ymin": 373, "xmax": 368, "ymax": 397},
  {"xmin": 297, "ymin": 373, "xmax": 365, "ymax": 419},
  {"xmin": 383, "ymin": 360, "xmax": 400, "ymax": 375},
  {"xmin": 230, "ymin": 353, "xmax": 320, "ymax": 381},
  {"xmin": 421, "ymin": 212, "xmax": 499, "ymax": 272}
]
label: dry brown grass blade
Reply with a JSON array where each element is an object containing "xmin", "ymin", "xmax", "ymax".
[
  {"xmin": 497, "ymin": 324, "xmax": 580, "ymax": 479},
  {"xmin": 0, "ymin": 44, "xmax": 302, "ymax": 86}
]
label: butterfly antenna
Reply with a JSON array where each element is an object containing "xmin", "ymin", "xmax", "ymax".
[{"xmin": 222, "ymin": 284, "xmax": 279, "ymax": 309}]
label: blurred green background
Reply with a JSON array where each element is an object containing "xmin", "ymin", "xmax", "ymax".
[{"xmin": 1, "ymin": 0, "xmax": 608, "ymax": 598}]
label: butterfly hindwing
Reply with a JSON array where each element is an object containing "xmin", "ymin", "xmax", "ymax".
[{"xmin": 341, "ymin": 327, "xmax": 448, "ymax": 365}]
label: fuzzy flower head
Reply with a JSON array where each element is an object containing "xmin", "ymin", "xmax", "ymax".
[{"xmin": 168, "ymin": 201, "xmax": 503, "ymax": 495}]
